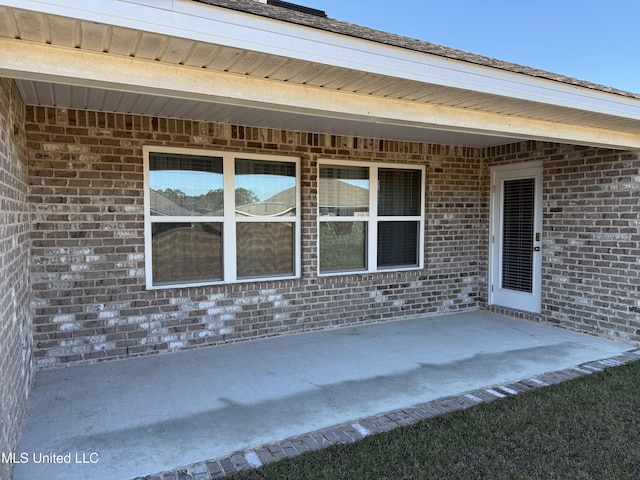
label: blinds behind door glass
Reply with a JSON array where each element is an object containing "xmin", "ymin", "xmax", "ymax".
[{"xmin": 502, "ymin": 178, "xmax": 534, "ymax": 293}]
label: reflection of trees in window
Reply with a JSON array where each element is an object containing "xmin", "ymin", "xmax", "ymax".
[
  {"xmin": 151, "ymin": 187, "xmax": 260, "ymax": 216},
  {"xmin": 235, "ymin": 188, "xmax": 260, "ymax": 207}
]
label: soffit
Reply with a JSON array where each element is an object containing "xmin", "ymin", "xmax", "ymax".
[{"xmin": 1, "ymin": 4, "xmax": 639, "ymax": 148}]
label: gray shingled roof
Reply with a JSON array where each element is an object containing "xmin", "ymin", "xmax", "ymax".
[{"xmin": 195, "ymin": 0, "xmax": 639, "ymax": 99}]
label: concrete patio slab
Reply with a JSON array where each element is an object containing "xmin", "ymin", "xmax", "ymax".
[{"xmin": 14, "ymin": 311, "xmax": 634, "ymax": 480}]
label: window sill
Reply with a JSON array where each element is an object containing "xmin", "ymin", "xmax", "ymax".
[{"xmin": 146, "ymin": 274, "xmax": 300, "ymax": 290}]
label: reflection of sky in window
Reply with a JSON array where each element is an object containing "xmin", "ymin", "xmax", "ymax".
[
  {"xmin": 150, "ymin": 170, "xmax": 223, "ymax": 196},
  {"xmin": 236, "ymin": 174, "xmax": 296, "ymax": 201}
]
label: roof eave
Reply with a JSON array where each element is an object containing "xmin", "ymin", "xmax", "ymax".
[
  {"xmin": 2, "ymin": 0, "xmax": 638, "ymax": 117},
  {"xmin": 1, "ymin": 0, "xmax": 638, "ymax": 149}
]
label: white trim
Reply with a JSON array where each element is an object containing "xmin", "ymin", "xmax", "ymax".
[
  {"xmin": 143, "ymin": 146, "xmax": 153, "ymax": 286},
  {"xmin": 143, "ymin": 145, "xmax": 301, "ymax": 289},
  {"xmin": 489, "ymin": 161, "xmax": 543, "ymax": 313},
  {"xmin": 2, "ymin": 0, "xmax": 639, "ymax": 121},
  {"xmin": 222, "ymin": 155, "xmax": 237, "ymax": 282},
  {"xmin": 318, "ymin": 159, "xmax": 425, "ymax": 276},
  {"xmin": 368, "ymin": 166, "xmax": 379, "ymax": 272},
  {"xmin": 3, "ymin": 39, "xmax": 639, "ymax": 150}
]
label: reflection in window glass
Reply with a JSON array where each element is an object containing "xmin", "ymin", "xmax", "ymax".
[
  {"xmin": 378, "ymin": 168, "xmax": 421, "ymax": 216},
  {"xmin": 236, "ymin": 223, "xmax": 294, "ymax": 278},
  {"xmin": 377, "ymin": 221, "xmax": 419, "ymax": 268},
  {"xmin": 319, "ymin": 165, "xmax": 369, "ymax": 217},
  {"xmin": 149, "ymin": 153, "xmax": 224, "ymax": 216},
  {"xmin": 151, "ymin": 222, "xmax": 223, "ymax": 284},
  {"xmin": 235, "ymin": 159, "xmax": 296, "ymax": 217},
  {"xmin": 319, "ymin": 222, "xmax": 367, "ymax": 272},
  {"xmin": 318, "ymin": 163, "xmax": 424, "ymax": 274}
]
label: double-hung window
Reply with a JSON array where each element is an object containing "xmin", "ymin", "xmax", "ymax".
[
  {"xmin": 144, "ymin": 147, "xmax": 300, "ymax": 288},
  {"xmin": 318, "ymin": 160, "xmax": 425, "ymax": 274}
]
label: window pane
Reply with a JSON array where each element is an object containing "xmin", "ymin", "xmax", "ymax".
[
  {"xmin": 319, "ymin": 222, "xmax": 367, "ymax": 272},
  {"xmin": 319, "ymin": 165, "xmax": 369, "ymax": 217},
  {"xmin": 151, "ymin": 222, "xmax": 222, "ymax": 284},
  {"xmin": 378, "ymin": 168, "xmax": 421, "ymax": 216},
  {"xmin": 235, "ymin": 159, "xmax": 296, "ymax": 217},
  {"xmin": 502, "ymin": 178, "xmax": 535, "ymax": 293},
  {"xmin": 236, "ymin": 223, "xmax": 294, "ymax": 278},
  {"xmin": 377, "ymin": 221, "xmax": 419, "ymax": 268},
  {"xmin": 149, "ymin": 153, "xmax": 223, "ymax": 216}
]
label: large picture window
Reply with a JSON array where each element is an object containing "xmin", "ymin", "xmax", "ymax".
[
  {"xmin": 318, "ymin": 161, "xmax": 425, "ymax": 274},
  {"xmin": 144, "ymin": 147, "xmax": 300, "ymax": 288}
]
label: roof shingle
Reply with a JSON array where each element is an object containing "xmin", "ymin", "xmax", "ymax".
[{"xmin": 194, "ymin": 0, "xmax": 639, "ymax": 99}]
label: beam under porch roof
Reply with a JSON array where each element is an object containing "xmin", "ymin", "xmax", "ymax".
[{"xmin": 2, "ymin": 39, "xmax": 640, "ymax": 149}]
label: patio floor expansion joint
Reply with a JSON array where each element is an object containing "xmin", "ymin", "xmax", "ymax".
[{"xmin": 134, "ymin": 349, "xmax": 640, "ymax": 480}]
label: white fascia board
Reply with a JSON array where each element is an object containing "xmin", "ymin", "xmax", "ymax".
[
  {"xmin": 2, "ymin": 0, "xmax": 640, "ymax": 121},
  {"xmin": 2, "ymin": 38, "xmax": 639, "ymax": 150}
]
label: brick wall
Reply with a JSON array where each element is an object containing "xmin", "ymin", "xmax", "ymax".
[
  {"xmin": 25, "ymin": 107, "xmax": 639, "ymax": 370},
  {"xmin": 484, "ymin": 141, "xmax": 640, "ymax": 343},
  {"xmin": 26, "ymin": 107, "xmax": 483, "ymax": 368},
  {"xmin": 0, "ymin": 79, "xmax": 32, "ymax": 478}
]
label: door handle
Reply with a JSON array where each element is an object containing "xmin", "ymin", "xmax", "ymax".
[{"xmin": 533, "ymin": 247, "xmax": 541, "ymax": 252}]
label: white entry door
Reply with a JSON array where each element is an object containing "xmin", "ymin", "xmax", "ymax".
[{"xmin": 489, "ymin": 162, "xmax": 543, "ymax": 313}]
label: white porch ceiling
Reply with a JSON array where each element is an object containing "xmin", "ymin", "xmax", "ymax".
[
  {"xmin": 13, "ymin": 79, "xmax": 517, "ymax": 147},
  {"xmin": 1, "ymin": 2, "xmax": 639, "ymax": 149}
]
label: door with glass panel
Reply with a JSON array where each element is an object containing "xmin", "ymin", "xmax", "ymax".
[{"xmin": 489, "ymin": 162, "xmax": 543, "ymax": 313}]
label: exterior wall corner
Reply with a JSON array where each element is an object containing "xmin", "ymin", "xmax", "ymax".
[{"xmin": 0, "ymin": 78, "xmax": 33, "ymax": 479}]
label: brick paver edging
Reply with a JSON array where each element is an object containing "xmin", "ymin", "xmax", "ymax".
[{"xmin": 136, "ymin": 349, "xmax": 640, "ymax": 480}]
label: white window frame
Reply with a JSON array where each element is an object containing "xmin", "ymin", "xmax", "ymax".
[
  {"xmin": 144, "ymin": 146, "xmax": 301, "ymax": 289},
  {"xmin": 317, "ymin": 159, "xmax": 425, "ymax": 276}
]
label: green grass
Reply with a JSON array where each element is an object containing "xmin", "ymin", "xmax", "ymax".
[{"xmin": 231, "ymin": 361, "xmax": 640, "ymax": 480}]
